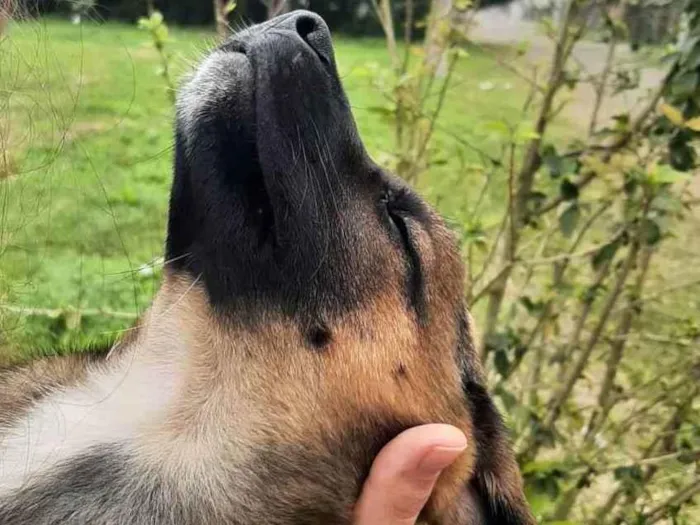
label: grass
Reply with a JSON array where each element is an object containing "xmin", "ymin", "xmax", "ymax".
[{"xmin": 0, "ymin": 17, "xmax": 536, "ymax": 359}]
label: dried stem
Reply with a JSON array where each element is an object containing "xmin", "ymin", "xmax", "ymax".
[
  {"xmin": 583, "ymin": 245, "xmax": 653, "ymax": 442},
  {"xmin": 517, "ymin": 201, "xmax": 612, "ymax": 376},
  {"xmin": 0, "ymin": 0, "xmax": 15, "ymax": 36},
  {"xmin": 371, "ymin": 0, "xmax": 398, "ymax": 66},
  {"xmin": 529, "ymin": 65, "xmax": 674, "ymax": 221},
  {"xmin": 402, "ymin": 0, "xmax": 414, "ymax": 72},
  {"xmin": 409, "ymin": 52, "xmax": 459, "ymax": 183},
  {"xmin": 213, "ymin": 0, "xmax": 231, "ymax": 39},
  {"xmin": 599, "ymin": 391, "xmax": 696, "ymax": 523},
  {"xmin": 552, "ymin": 245, "xmax": 654, "ymax": 520},
  {"xmin": 587, "ymin": 26, "xmax": 616, "ymax": 136},
  {"xmin": 480, "ymin": 0, "xmax": 585, "ymax": 357}
]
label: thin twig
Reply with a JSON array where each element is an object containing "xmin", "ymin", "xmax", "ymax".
[
  {"xmin": 642, "ymin": 479, "xmax": 700, "ymax": 524},
  {"xmin": 0, "ymin": 304, "xmax": 138, "ymax": 320},
  {"xmin": 588, "ymin": 19, "xmax": 617, "ymax": 136},
  {"xmin": 519, "ymin": 235, "xmax": 640, "ymax": 462}
]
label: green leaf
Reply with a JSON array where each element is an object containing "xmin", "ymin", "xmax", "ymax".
[
  {"xmin": 640, "ymin": 218, "xmax": 662, "ymax": 245},
  {"xmin": 542, "ymin": 146, "xmax": 579, "ymax": 180},
  {"xmin": 648, "ymin": 164, "xmax": 690, "ymax": 186},
  {"xmin": 685, "ymin": 117, "xmax": 700, "ymax": 131},
  {"xmin": 677, "ymin": 451, "xmax": 697, "ymax": 464},
  {"xmin": 494, "ymin": 385, "xmax": 517, "ymax": 411},
  {"xmin": 612, "ymin": 112, "xmax": 631, "ymax": 129},
  {"xmin": 558, "ymin": 202, "xmax": 580, "ymax": 238},
  {"xmin": 462, "ymin": 224, "xmax": 488, "ymax": 251},
  {"xmin": 224, "ymin": 1, "xmax": 237, "ymax": 15},
  {"xmin": 522, "ymin": 459, "xmax": 568, "ymax": 477},
  {"xmin": 514, "ymin": 122, "xmax": 540, "ymax": 144},
  {"xmin": 520, "ymin": 296, "xmax": 545, "ymax": 315},
  {"xmin": 455, "ymin": 0, "xmax": 474, "ymax": 9},
  {"xmin": 154, "ymin": 25, "xmax": 169, "ymax": 42},
  {"xmin": 614, "ymin": 465, "xmax": 643, "ymax": 482},
  {"xmin": 680, "ymin": 35, "xmax": 700, "ymax": 61},
  {"xmin": 494, "ymin": 349, "xmax": 510, "ymax": 378},
  {"xmin": 592, "ymin": 239, "xmax": 620, "ymax": 270},
  {"xmin": 559, "ymin": 178, "xmax": 579, "ymax": 201},
  {"xmin": 515, "ymin": 41, "xmax": 530, "ymax": 57},
  {"xmin": 669, "ymin": 71, "xmax": 700, "ymax": 99},
  {"xmin": 450, "ymin": 47, "xmax": 470, "ymax": 60},
  {"xmin": 366, "ymin": 105, "xmax": 396, "ymax": 124},
  {"xmin": 659, "ymin": 103, "xmax": 685, "ymax": 126},
  {"xmin": 623, "ymin": 173, "xmax": 639, "ymax": 197},
  {"xmin": 685, "ymin": 41, "xmax": 700, "ymax": 70},
  {"xmin": 669, "ymin": 140, "xmax": 696, "ymax": 172},
  {"xmin": 482, "ymin": 120, "xmax": 510, "ymax": 140}
]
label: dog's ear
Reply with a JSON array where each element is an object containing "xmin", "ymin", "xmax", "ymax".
[
  {"xmin": 437, "ymin": 478, "xmax": 534, "ymax": 525},
  {"xmin": 451, "ymin": 310, "xmax": 536, "ymax": 525},
  {"xmin": 457, "ymin": 379, "xmax": 536, "ymax": 525}
]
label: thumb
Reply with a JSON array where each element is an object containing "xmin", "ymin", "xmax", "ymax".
[{"xmin": 353, "ymin": 424, "xmax": 467, "ymax": 525}]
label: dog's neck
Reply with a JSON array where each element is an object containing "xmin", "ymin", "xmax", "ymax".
[{"xmin": 0, "ymin": 274, "xmax": 230, "ymax": 495}]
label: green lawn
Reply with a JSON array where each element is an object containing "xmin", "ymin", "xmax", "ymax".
[{"xmin": 0, "ymin": 18, "xmax": 536, "ymax": 358}]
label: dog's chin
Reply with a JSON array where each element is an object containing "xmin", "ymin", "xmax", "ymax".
[
  {"xmin": 167, "ymin": 14, "xmax": 378, "ymax": 315},
  {"xmin": 176, "ymin": 50, "xmax": 256, "ymax": 161}
]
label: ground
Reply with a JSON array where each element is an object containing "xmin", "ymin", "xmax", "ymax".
[{"xmin": 469, "ymin": 8, "xmax": 668, "ymax": 130}]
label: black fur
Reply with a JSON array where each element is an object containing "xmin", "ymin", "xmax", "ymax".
[
  {"xmin": 0, "ymin": 444, "xmax": 207, "ymax": 525},
  {"xmin": 456, "ymin": 307, "xmax": 532, "ymax": 524},
  {"xmin": 167, "ymin": 12, "xmax": 389, "ymax": 325}
]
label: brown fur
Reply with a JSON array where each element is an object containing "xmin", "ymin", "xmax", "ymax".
[{"xmin": 0, "ymin": 207, "xmax": 533, "ymax": 524}]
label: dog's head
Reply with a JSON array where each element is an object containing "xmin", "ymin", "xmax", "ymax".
[{"xmin": 166, "ymin": 11, "xmax": 533, "ymax": 524}]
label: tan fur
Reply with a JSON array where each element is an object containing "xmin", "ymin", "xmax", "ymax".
[
  {"xmin": 0, "ymin": 354, "xmax": 100, "ymax": 429},
  {"xmin": 123, "ymin": 270, "xmax": 475, "ymax": 522},
  {"xmin": 0, "ymin": 197, "xmax": 532, "ymax": 523}
]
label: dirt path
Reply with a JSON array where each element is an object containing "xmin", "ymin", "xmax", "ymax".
[{"xmin": 468, "ymin": 11, "xmax": 667, "ymax": 133}]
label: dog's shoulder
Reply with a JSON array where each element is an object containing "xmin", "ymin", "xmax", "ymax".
[{"xmin": 0, "ymin": 322, "xmax": 141, "ymax": 429}]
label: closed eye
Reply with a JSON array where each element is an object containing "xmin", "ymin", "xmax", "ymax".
[
  {"xmin": 386, "ymin": 208, "xmax": 412, "ymax": 254},
  {"xmin": 381, "ymin": 190, "xmax": 425, "ymax": 318}
]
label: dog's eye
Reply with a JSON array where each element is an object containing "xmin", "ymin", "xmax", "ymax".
[
  {"xmin": 381, "ymin": 188, "xmax": 424, "ymax": 315},
  {"xmin": 381, "ymin": 190, "xmax": 413, "ymax": 254}
]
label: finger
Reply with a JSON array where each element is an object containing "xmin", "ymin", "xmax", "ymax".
[{"xmin": 353, "ymin": 424, "xmax": 467, "ymax": 525}]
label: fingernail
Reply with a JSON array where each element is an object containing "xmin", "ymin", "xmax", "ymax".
[{"xmin": 417, "ymin": 443, "xmax": 467, "ymax": 476}]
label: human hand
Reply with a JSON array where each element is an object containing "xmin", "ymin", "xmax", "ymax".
[{"xmin": 353, "ymin": 424, "xmax": 467, "ymax": 525}]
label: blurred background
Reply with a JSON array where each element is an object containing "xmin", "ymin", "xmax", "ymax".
[{"xmin": 0, "ymin": 0, "xmax": 698, "ymax": 522}]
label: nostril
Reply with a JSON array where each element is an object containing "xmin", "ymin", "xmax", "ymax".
[
  {"xmin": 295, "ymin": 15, "xmax": 318, "ymax": 42},
  {"xmin": 295, "ymin": 14, "xmax": 332, "ymax": 65}
]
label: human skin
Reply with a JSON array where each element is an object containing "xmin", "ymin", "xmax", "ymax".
[{"xmin": 353, "ymin": 424, "xmax": 468, "ymax": 525}]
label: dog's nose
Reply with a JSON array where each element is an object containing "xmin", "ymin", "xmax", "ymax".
[{"xmin": 280, "ymin": 11, "xmax": 334, "ymax": 64}]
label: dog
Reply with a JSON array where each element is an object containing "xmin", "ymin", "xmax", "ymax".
[{"xmin": 0, "ymin": 11, "xmax": 535, "ymax": 525}]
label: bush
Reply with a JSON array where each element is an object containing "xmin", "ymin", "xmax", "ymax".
[{"xmin": 371, "ymin": 0, "xmax": 700, "ymax": 522}]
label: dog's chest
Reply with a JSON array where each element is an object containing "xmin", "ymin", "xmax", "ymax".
[{"xmin": 0, "ymin": 354, "xmax": 182, "ymax": 494}]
